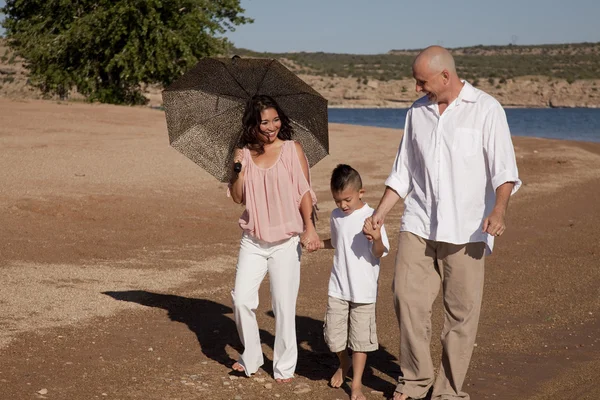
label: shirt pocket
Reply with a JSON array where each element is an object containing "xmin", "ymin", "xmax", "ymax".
[{"xmin": 452, "ymin": 128, "xmax": 481, "ymax": 157}]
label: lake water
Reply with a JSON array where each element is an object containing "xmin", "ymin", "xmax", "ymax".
[{"xmin": 327, "ymin": 108, "xmax": 600, "ymax": 143}]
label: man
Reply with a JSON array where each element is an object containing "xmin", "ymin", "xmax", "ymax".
[{"xmin": 365, "ymin": 46, "xmax": 521, "ymax": 400}]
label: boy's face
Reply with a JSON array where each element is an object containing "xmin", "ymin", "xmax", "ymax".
[{"xmin": 332, "ymin": 186, "xmax": 365, "ymax": 215}]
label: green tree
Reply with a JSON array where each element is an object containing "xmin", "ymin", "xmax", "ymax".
[{"xmin": 1, "ymin": 0, "xmax": 252, "ymax": 104}]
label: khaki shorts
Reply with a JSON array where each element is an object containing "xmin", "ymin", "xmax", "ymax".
[{"xmin": 323, "ymin": 296, "xmax": 378, "ymax": 353}]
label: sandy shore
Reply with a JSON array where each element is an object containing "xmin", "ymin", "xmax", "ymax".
[{"xmin": 1, "ymin": 98, "xmax": 600, "ymax": 399}]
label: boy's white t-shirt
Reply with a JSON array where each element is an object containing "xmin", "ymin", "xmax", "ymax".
[{"xmin": 328, "ymin": 203, "xmax": 390, "ymax": 304}]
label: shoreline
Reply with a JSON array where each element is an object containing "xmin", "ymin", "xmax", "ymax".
[
  {"xmin": 326, "ymin": 103, "xmax": 600, "ymax": 109},
  {"xmin": 2, "ymin": 94, "xmax": 599, "ymax": 110}
]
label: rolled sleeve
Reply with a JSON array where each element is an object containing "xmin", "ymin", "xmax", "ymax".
[
  {"xmin": 384, "ymin": 173, "xmax": 410, "ymax": 198},
  {"xmin": 483, "ymin": 103, "xmax": 522, "ymax": 195},
  {"xmin": 385, "ymin": 114, "xmax": 413, "ymax": 198},
  {"xmin": 491, "ymin": 169, "xmax": 521, "ymax": 195}
]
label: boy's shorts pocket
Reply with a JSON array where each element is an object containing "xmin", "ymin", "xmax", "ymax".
[
  {"xmin": 348, "ymin": 302, "xmax": 378, "ymax": 352},
  {"xmin": 324, "ymin": 296, "xmax": 349, "ymax": 353}
]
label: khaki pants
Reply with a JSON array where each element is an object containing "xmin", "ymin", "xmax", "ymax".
[{"xmin": 393, "ymin": 232, "xmax": 485, "ymax": 400}]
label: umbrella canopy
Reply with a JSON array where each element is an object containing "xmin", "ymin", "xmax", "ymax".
[{"xmin": 162, "ymin": 57, "xmax": 329, "ymax": 182}]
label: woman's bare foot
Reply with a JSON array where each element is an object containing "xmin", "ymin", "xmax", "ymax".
[
  {"xmin": 232, "ymin": 362, "xmax": 245, "ymax": 373},
  {"xmin": 275, "ymin": 377, "xmax": 293, "ymax": 383},
  {"xmin": 350, "ymin": 382, "xmax": 366, "ymax": 400}
]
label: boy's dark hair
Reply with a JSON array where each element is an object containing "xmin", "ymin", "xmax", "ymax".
[{"xmin": 330, "ymin": 164, "xmax": 363, "ymax": 192}]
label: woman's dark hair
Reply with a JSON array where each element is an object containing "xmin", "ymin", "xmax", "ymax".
[
  {"xmin": 239, "ymin": 95, "xmax": 293, "ymax": 154},
  {"xmin": 330, "ymin": 164, "xmax": 363, "ymax": 192}
]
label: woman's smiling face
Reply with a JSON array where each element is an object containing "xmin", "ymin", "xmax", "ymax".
[{"xmin": 257, "ymin": 107, "xmax": 281, "ymax": 143}]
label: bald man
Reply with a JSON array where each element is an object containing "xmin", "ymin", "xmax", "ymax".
[{"xmin": 364, "ymin": 46, "xmax": 521, "ymax": 399}]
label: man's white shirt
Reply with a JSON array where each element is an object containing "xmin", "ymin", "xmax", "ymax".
[{"xmin": 385, "ymin": 81, "xmax": 521, "ymax": 254}]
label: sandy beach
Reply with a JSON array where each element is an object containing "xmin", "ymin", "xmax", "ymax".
[{"xmin": 1, "ymin": 97, "xmax": 600, "ymax": 400}]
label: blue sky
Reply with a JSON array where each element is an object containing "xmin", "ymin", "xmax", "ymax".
[
  {"xmin": 227, "ymin": 0, "xmax": 600, "ymax": 53},
  {"xmin": 2, "ymin": 0, "xmax": 599, "ymax": 54}
]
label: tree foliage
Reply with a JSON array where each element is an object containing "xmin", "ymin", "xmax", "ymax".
[{"xmin": 1, "ymin": 0, "xmax": 252, "ymax": 104}]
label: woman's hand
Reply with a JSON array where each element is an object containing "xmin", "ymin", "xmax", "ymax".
[
  {"xmin": 301, "ymin": 227, "xmax": 320, "ymax": 252},
  {"xmin": 233, "ymin": 148, "xmax": 244, "ymax": 174},
  {"xmin": 229, "ymin": 148, "xmax": 245, "ymax": 204}
]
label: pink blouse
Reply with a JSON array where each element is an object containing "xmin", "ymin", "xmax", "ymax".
[{"xmin": 238, "ymin": 140, "xmax": 316, "ymax": 243}]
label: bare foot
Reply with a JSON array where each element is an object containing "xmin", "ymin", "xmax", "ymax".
[
  {"xmin": 275, "ymin": 377, "xmax": 293, "ymax": 383},
  {"xmin": 350, "ymin": 382, "xmax": 366, "ymax": 400},
  {"xmin": 330, "ymin": 352, "xmax": 351, "ymax": 388},
  {"xmin": 330, "ymin": 366, "xmax": 349, "ymax": 388},
  {"xmin": 392, "ymin": 392, "xmax": 409, "ymax": 400},
  {"xmin": 232, "ymin": 362, "xmax": 245, "ymax": 373}
]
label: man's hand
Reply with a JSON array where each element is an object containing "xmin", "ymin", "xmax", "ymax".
[
  {"xmin": 484, "ymin": 181, "xmax": 515, "ymax": 237},
  {"xmin": 370, "ymin": 212, "xmax": 385, "ymax": 230},
  {"xmin": 363, "ymin": 218, "xmax": 382, "ymax": 242},
  {"xmin": 482, "ymin": 209, "xmax": 506, "ymax": 237},
  {"xmin": 363, "ymin": 213, "xmax": 384, "ymax": 241}
]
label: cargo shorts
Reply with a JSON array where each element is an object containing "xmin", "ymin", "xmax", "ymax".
[{"xmin": 323, "ymin": 296, "xmax": 378, "ymax": 353}]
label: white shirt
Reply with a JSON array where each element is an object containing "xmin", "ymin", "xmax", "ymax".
[
  {"xmin": 385, "ymin": 81, "xmax": 521, "ymax": 254},
  {"xmin": 328, "ymin": 204, "xmax": 390, "ymax": 304}
]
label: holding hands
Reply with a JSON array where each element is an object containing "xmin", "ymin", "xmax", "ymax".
[
  {"xmin": 301, "ymin": 228, "xmax": 321, "ymax": 252},
  {"xmin": 363, "ymin": 213, "xmax": 384, "ymax": 241},
  {"xmin": 363, "ymin": 216, "xmax": 382, "ymax": 242}
]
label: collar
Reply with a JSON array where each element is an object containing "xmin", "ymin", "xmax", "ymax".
[
  {"xmin": 455, "ymin": 80, "xmax": 478, "ymax": 104},
  {"xmin": 424, "ymin": 80, "xmax": 479, "ymax": 111}
]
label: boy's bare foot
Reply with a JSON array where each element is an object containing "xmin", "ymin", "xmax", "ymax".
[
  {"xmin": 232, "ymin": 362, "xmax": 245, "ymax": 373},
  {"xmin": 392, "ymin": 392, "xmax": 409, "ymax": 400},
  {"xmin": 330, "ymin": 365, "xmax": 349, "ymax": 388},
  {"xmin": 350, "ymin": 382, "xmax": 366, "ymax": 400},
  {"xmin": 275, "ymin": 377, "xmax": 293, "ymax": 383},
  {"xmin": 330, "ymin": 352, "xmax": 351, "ymax": 388}
]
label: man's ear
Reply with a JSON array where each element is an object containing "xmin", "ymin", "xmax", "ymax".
[{"xmin": 442, "ymin": 69, "xmax": 450, "ymax": 84}]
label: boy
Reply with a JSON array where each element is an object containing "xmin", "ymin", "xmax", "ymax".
[{"xmin": 320, "ymin": 164, "xmax": 389, "ymax": 400}]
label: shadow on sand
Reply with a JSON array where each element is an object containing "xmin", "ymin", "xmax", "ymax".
[{"xmin": 103, "ymin": 290, "xmax": 400, "ymax": 396}]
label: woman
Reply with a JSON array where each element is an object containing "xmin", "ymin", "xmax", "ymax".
[{"xmin": 228, "ymin": 94, "xmax": 320, "ymax": 382}]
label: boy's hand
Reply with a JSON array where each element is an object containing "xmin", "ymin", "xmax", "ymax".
[
  {"xmin": 363, "ymin": 218, "xmax": 382, "ymax": 241},
  {"xmin": 301, "ymin": 229, "xmax": 320, "ymax": 252},
  {"xmin": 363, "ymin": 216, "xmax": 374, "ymax": 241}
]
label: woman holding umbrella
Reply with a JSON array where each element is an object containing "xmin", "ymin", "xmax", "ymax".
[{"xmin": 228, "ymin": 94, "xmax": 320, "ymax": 382}]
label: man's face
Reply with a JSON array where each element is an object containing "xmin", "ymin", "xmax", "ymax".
[{"xmin": 413, "ymin": 64, "xmax": 446, "ymax": 103}]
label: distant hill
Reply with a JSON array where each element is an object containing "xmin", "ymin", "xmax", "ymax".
[
  {"xmin": 232, "ymin": 42, "xmax": 600, "ymax": 82},
  {"xmin": 2, "ymin": 39, "xmax": 600, "ymax": 108}
]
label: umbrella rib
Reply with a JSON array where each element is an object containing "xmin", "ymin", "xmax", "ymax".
[
  {"xmin": 219, "ymin": 59, "xmax": 251, "ymax": 98},
  {"xmin": 194, "ymin": 102, "xmax": 245, "ymax": 125},
  {"xmin": 255, "ymin": 59, "xmax": 277, "ymax": 96},
  {"xmin": 291, "ymin": 121, "xmax": 311, "ymax": 133}
]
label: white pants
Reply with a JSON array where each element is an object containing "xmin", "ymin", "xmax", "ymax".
[{"xmin": 231, "ymin": 233, "xmax": 301, "ymax": 379}]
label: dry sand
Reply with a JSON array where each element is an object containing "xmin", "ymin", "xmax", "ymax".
[{"xmin": 1, "ymin": 97, "xmax": 600, "ymax": 399}]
